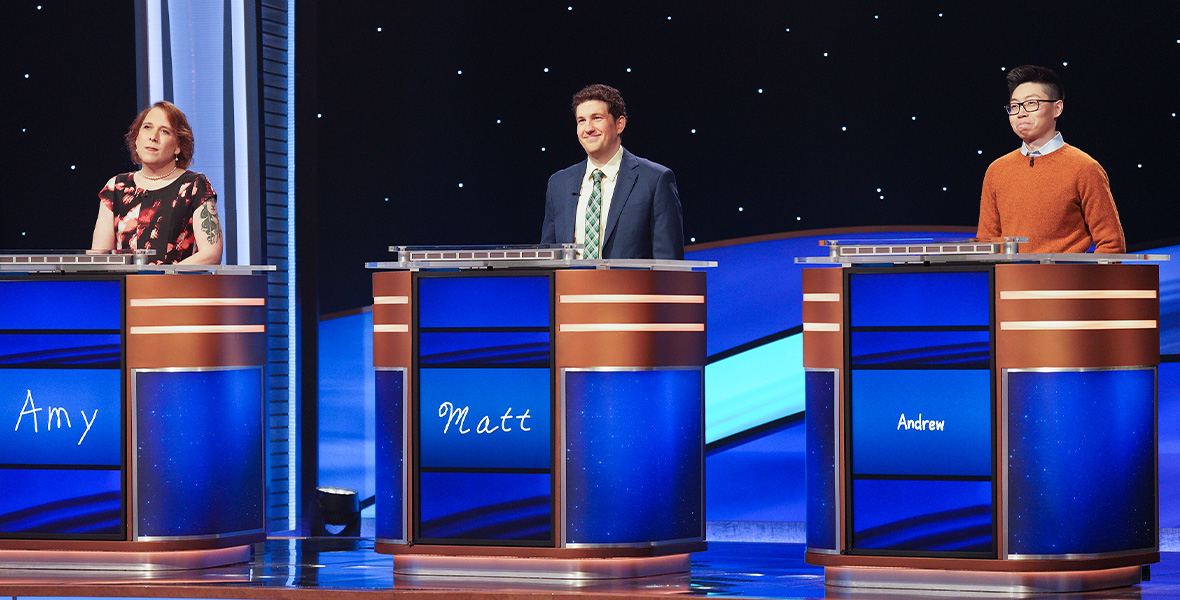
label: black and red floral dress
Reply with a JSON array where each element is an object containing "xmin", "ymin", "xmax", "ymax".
[{"xmin": 98, "ymin": 171, "xmax": 216, "ymax": 264}]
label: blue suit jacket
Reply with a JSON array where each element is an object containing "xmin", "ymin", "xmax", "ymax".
[{"xmin": 541, "ymin": 149, "xmax": 684, "ymax": 259}]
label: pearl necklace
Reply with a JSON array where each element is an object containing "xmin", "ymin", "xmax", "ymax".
[{"xmin": 141, "ymin": 164, "xmax": 178, "ymax": 181}]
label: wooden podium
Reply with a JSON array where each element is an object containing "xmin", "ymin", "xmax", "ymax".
[
  {"xmin": 0, "ymin": 253, "xmax": 270, "ymax": 569},
  {"xmin": 800, "ymin": 240, "xmax": 1163, "ymax": 593},
  {"xmin": 370, "ymin": 246, "xmax": 711, "ymax": 579}
]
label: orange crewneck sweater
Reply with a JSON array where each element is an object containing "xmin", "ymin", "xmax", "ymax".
[{"xmin": 977, "ymin": 144, "xmax": 1125, "ymax": 253}]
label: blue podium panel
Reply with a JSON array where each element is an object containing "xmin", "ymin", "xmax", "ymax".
[
  {"xmin": 375, "ymin": 368, "xmax": 405, "ymax": 542},
  {"xmin": 564, "ymin": 369, "xmax": 703, "ymax": 545},
  {"xmin": 1007, "ymin": 368, "xmax": 1156, "ymax": 556},
  {"xmin": 414, "ymin": 274, "xmax": 553, "ymax": 545},
  {"xmin": 806, "ymin": 369, "xmax": 837, "ymax": 551},
  {"xmin": 846, "ymin": 269, "xmax": 995, "ymax": 556},
  {"xmin": 0, "ymin": 279, "xmax": 124, "ymax": 539},
  {"xmin": 134, "ymin": 368, "xmax": 264, "ymax": 539}
]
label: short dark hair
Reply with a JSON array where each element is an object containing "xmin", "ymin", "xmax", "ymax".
[
  {"xmin": 126, "ymin": 101, "xmax": 196, "ymax": 169},
  {"xmin": 1006, "ymin": 65, "xmax": 1064, "ymax": 101},
  {"xmin": 571, "ymin": 84, "xmax": 627, "ymax": 121}
]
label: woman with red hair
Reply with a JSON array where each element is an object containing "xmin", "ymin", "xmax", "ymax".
[{"xmin": 90, "ymin": 101, "xmax": 223, "ymax": 264}]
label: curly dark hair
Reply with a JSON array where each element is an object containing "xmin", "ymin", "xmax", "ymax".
[
  {"xmin": 1006, "ymin": 65, "xmax": 1064, "ymax": 101},
  {"xmin": 571, "ymin": 84, "xmax": 627, "ymax": 121},
  {"xmin": 125, "ymin": 101, "xmax": 196, "ymax": 169}
]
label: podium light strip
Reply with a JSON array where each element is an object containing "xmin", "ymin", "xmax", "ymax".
[
  {"xmin": 803, "ymin": 293, "xmax": 841, "ymax": 302},
  {"xmin": 558, "ymin": 323, "xmax": 704, "ymax": 332},
  {"xmin": 999, "ymin": 320, "xmax": 1157, "ymax": 331},
  {"xmin": 999, "ymin": 290, "xmax": 1157, "ymax": 300},
  {"xmin": 129, "ymin": 325, "xmax": 266, "ymax": 334},
  {"xmin": 374, "ymin": 296, "xmax": 410, "ymax": 305},
  {"xmin": 558, "ymin": 294, "xmax": 705, "ymax": 304},
  {"xmin": 374, "ymin": 324, "xmax": 410, "ymax": 333},
  {"xmin": 803, "ymin": 322, "xmax": 841, "ymax": 332},
  {"xmin": 129, "ymin": 297, "xmax": 267, "ymax": 307}
]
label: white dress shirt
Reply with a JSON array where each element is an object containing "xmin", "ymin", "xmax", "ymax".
[{"xmin": 574, "ymin": 146, "xmax": 624, "ymax": 256}]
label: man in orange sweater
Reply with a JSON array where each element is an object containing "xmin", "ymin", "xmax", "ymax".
[{"xmin": 977, "ymin": 65, "xmax": 1125, "ymax": 253}]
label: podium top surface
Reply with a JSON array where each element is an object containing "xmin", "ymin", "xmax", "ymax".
[
  {"xmin": 795, "ymin": 238, "xmax": 1169, "ymax": 265},
  {"xmin": 0, "ymin": 251, "xmax": 275, "ymax": 274},
  {"xmin": 368, "ymin": 244, "xmax": 716, "ymax": 271}
]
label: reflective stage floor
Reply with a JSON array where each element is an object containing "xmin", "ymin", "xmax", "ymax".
[{"xmin": 1, "ymin": 539, "xmax": 1179, "ymax": 599}]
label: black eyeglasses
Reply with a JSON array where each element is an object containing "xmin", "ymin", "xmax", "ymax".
[{"xmin": 1004, "ymin": 99, "xmax": 1059, "ymax": 115}]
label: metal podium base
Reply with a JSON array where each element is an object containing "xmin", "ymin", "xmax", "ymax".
[
  {"xmin": 824, "ymin": 564, "xmax": 1143, "ymax": 593},
  {"xmin": 393, "ymin": 553, "xmax": 691, "ymax": 581},
  {"xmin": 0, "ymin": 545, "xmax": 252, "ymax": 571}
]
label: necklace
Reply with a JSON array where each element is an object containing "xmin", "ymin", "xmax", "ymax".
[{"xmin": 141, "ymin": 164, "xmax": 178, "ymax": 181}]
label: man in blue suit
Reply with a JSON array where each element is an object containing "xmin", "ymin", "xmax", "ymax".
[{"xmin": 541, "ymin": 84, "xmax": 684, "ymax": 259}]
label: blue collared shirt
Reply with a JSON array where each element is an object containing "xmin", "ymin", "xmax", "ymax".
[{"xmin": 1020, "ymin": 131, "xmax": 1065, "ymax": 157}]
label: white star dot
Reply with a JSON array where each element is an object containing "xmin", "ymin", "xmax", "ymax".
[
  {"xmin": 496, "ymin": 119, "xmax": 501, "ymax": 124},
  {"xmin": 978, "ymin": 150, "xmax": 983, "ymax": 154},
  {"xmin": 938, "ymin": 12, "xmax": 943, "ymax": 17},
  {"xmin": 841, "ymin": 126, "xmax": 847, "ymax": 131},
  {"xmin": 626, "ymin": 67, "xmax": 632, "ymax": 73},
  {"xmin": 384, "ymin": 197, "xmax": 389, "ymax": 202},
  {"xmin": 70, "ymin": 165, "xmax": 75, "ymax": 170},
  {"xmin": 543, "ymin": 67, "xmax": 549, "ymax": 73},
  {"xmin": 690, "ymin": 237, "xmax": 696, "ymax": 242},
  {"xmin": 874, "ymin": 15, "xmax": 879, "ymax": 19},
  {"xmin": 1062, "ymin": 61, "xmax": 1069, "ymax": 66},
  {"xmin": 316, "ymin": 113, "xmax": 322, "ymax": 118},
  {"xmin": 911, "ymin": 116, "xmax": 917, "ymax": 120},
  {"xmin": 21, "ymin": 128, "xmax": 26, "ymax": 132},
  {"xmin": 1138, "ymin": 164, "xmax": 1143, "ymax": 168},
  {"xmin": 823, "ymin": 52, "xmax": 829, "ymax": 57},
  {"xmin": 376, "ymin": 27, "xmax": 382, "ymax": 32},
  {"xmin": 1001, "ymin": 67, "xmax": 1007, "ymax": 71},
  {"xmin": 541, "ymin": 147, "xmax": 546, "ymax": 151},
  {"xmin": 796, "ymin": 216, "xmax": 802, "ymax": 221},
  {"xmin": 942, "ymin": 187, "xmax": 948, "ymax": 191},
  {"xmin": 458, "ymin": 183, "xmax": 464, "ymax": 188},
  {"xmin": 567, "ymin": 6, "xmax": 572, "ymax": 10},
  {"xmin": 738, "ymin": 207, "xmax": 743, "ymax": 212},
  {"xmin": 457, "ymin": 70, "xmax": 462, "ymax": 75},
  {"xmin": 757, "ymin": 88, "xmax": 763, "ymax": 93},
  {"xmin": 785, "ymin": 27, "xmax": 790, "ymax": 32},
  {"xmin": 691, "ymin": 128, "xmax": 696, "ymax": 133},
  {"xmin": 879, "ymin": 195, "xmax": 885, "ymax": 199},
  {"xmin": 876, "ymin": 188, "xmax": 882, "ymax": 192},
  {"xmin": 24, "ymin": 74, "xmax": 30, "ymax": 79},
  {"xmin": 667, "ymin": 15, "xmax": 671, "ymax": 20}
]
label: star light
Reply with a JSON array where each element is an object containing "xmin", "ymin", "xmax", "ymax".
[
  {"xmin": 458, "ymin": 183, "xmax": 464, "ymax": 188},
  {"xmin": 785, "ymin": 28, "xmax": 790, "ymax": 32},
  {"xmin": 457, "ymin": 70, "xmax": 463, "ymax": 75},
  {"xmin": 690, "ymin": 237, "xmax": 696, "ymax": 242},
  {"xmin": 942, "ymin": 187, "xmax": 948, "ymax": 191},
  {"xmin": 70, "ymin": 165, "xmax": 75, "ymax": 170},
  {"xmin": 568, "ymin": 6, "xmax": 572, "ymax": 10},
  {"xmin": 691, "ymin": 129, "xmax": 696, "ymax": 133},
  {"xmin": 879, "ymin": 195, "xmax": 885, "ymax": 200},
  {"xmin": 541, "ymin": 147, "xmax": 546, "ymax": 152},
  {"xmin": 911, "ymin": 116, "xmax": 917, "ymax": 120},
  {"xmin": 823, "ymin": 52, "xmax": 829, "ymax": 57},
  {"xmin": 796, "ymin": 216, "xmax": 802, "ymax": 221},
  {"xmin": 543, "ymin": 67, "xmax": 549, "ymax": 73},
  {"xmin": 1138, "ymin": 164, "xmax": 1143, "ymax": 168},
  {"xmin": 1062, "ymin": 61, "xmax": 1069, "ymax": 66},
  {"xmin": 977, "ymin": 150, "xmax": 983, "ymax": 154},
  {"xmin": 317, "ymin": 113, "xmax": 322, "ymax": 118},
  {"xmin": 738, "ymin": 207, "xmax": 743, "ymax": 212},
  {"xmin": 384, "ymin": 197, "xmax": 389, "ymax": 202},
  {"xmin": 626, "ymin": 68, "xmax": 632, "ymax": 73},
  {"xmin": 496, "ymin": 119, "xmax": 501, "ymax": 124},
  {"xmin": 938, "ymin": 12, "xmax": 943, "ymax": 17},
  {"xmin": 841, "ymin": 126, "xmax": 847, "ymax": 131},
  {"xmin": 757, "ymin": 88, "xmax": 763, "ymax": 93},
  {"xmin": 667, "ymin": 15, "xmax": 671, "ymax": 20},
  {"xmin": 876, "ymin": 188, "xmax": 882, "ymax": 192},
  {"xmin": 24, "ymin": 74, "xmax": 30, "ymax": 79}
]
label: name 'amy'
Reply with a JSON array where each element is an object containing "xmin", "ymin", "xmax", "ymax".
[
  {"xmin": 897, "ymin": 413, "xmax": 944, "ymax": 431},
  {"xmin": 439, "ymin": 401, "xmax": 532, "ymax": 434},
  {"xmin": 14, "ymin": 390, "xmax": 98, "ymax": 445}
]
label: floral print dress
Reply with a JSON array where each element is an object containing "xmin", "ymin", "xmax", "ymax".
[{"xmin": 98, "ymin": 171, "xmax": 216, "ymax": 264}]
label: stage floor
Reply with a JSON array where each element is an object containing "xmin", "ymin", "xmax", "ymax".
[{"xmin": 0, "ymin": 538, "xmax": 1177, "ymax": 599}]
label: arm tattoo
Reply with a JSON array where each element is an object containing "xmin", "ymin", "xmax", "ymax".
[{"xmin": 199, "ymin": 201, "xmax": 222, "ymax": 245}]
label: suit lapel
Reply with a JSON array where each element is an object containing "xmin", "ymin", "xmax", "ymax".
[{"xmin": 604, "ymin": 150, "xmax": 638, "ymax": 249}]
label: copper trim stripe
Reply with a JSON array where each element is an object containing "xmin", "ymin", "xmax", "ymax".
[
  {"xmin": 558, "ymin": 294, "xmax": 704, "ymax": 304},
  {"xmin": 129, "ymin": 297, "xmax": 266, "ymax": 307},
  {"xmin": 803, "ymin": 322, "xmax": 841, "ymax": 332},
  {"xmin": 374, "ymin": 295, "xmax": 410, "ymax": 305},
  {"xmin": 374, "ymin": 324, "xmax": 410, "ymax": 333},
  {"xmin": 999, "ymin": 290, "xmax": 1157, "ymax": 300},
  {"xmin": 999, "ymin": 320, "xmax": 1157, "ymax": 331},
  {"xmin": 803, "ymin": 293, "xmax": 841, "ymax": 302},
  {"xmin": 129, "ymin": 325, "xmax": 266, "ymax": 335},
  {"xmin": 558, "ymin": 323, "xmax": 704, "ymax": 332}
]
